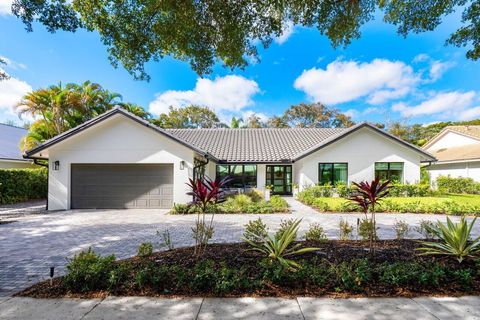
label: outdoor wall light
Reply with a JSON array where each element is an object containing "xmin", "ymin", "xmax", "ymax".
[
  {"xmin": 180, "ymin": 160, "xmax": 185, "ymax": 170},
  {"xmin": 53, "ymin": 161, "xmax": 60, "ymax": 170}
]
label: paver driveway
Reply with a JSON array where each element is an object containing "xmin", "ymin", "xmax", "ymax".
[{"xmin": 1, "ymin": 198, "xmax": 479, "ymax": 296}]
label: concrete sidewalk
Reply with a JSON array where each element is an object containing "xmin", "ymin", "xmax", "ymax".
[{"xmin": 1, "ymin": 296, "xmax": 479, "ymax": 320}]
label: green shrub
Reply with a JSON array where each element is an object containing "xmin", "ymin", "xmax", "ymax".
[
  {"xmin": 269, "ymin": 195, "xmax": 288, "ymax": 210},
  {"xmin": 436, "ymin": 176, "xmax": 480, "ymax": 194},
  {"xmin": 332, "ymin": 259, "xmax": 371, "ymax": 292},
  {"xmin": 137, "ymin": 242, "xmax": 154, "ymax": 257},
  {"xmin": 0, "ymin": 168, "xmax": 48, "ymax": 204},
  {"xmin": 389, "ymin": 183, "xmax": 431, "ymax": 197},
  {"xmin": 415, "ymin": 220, "xmax": 438, "ymax": 240},
  {"xmin": 243, "ymin": 218, "xmax": 268, "ymax": 242},
  {"xmin": 393, "ymin": 220, "xmax": 410, "ymax": 240},
  {"xmin": 358, "ymin": 219, "xmax": 378, "ymax": 241},
  {"xmin": 304, "ymin": 223, "xmax": 328, "ymax": 242},
  {"xmin": 170, "ymin": 203, "xmax": 191, "ymax": 214},
  {"xmin": 63, "ymin": 248, "xmax": 116, "ymax": 292},
  {"xmin": 276, "ymin": 218, "xmax": 297, "ymax": 240},
  {"xmin": 339, "ymin": 219, "xmax": 353, "ymax": 240}
]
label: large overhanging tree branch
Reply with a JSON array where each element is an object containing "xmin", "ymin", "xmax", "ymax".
[{"xmin": 11, "ymin": 0, "xmax": 480, "ymax": 80}]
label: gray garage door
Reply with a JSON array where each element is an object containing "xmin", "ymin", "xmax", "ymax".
[{"xmin": 71, "ymin": 164, "xmax": 174, "ymax": 209}]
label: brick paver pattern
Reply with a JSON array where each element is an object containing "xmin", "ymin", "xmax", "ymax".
[{"xmin": 1, "ymin": 198, "xmax": 478, "ymax": 296}]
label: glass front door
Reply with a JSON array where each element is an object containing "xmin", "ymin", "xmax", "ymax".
[{"xmin": 266, "ymin": 165, "xmax": 292, "ymax": 195}]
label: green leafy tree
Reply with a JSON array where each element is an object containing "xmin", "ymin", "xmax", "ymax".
[
  {"xmin": 230, "ymin": 117, "xmax": 243, "ymax": 129},
  {"xmin": 153, "ymin": 105, "xmax": 222, "ymax": 128},
  {"xmin": 0, "ymin": 57, "xmax": 10, "ymax": 81},
  {"xmin": 266, "ymin": 116, "xmax": 289, "ymax": 128},
  {"xmin": 15, "ymin": 81, "xmax": 150, "ymax": 150},
  {"xmin": 245, "ymin": 113, "xmax": 264, "ymax": 128},
  {"xmin": 12, "ymin": 1, "xmax": 480, "ymax": 80},
  {"xmin": 283, "ymin": 102, "xmax": 354, "ymax": 128}
]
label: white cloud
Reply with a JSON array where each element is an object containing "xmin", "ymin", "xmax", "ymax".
[
  {"xmin": 242, "ymin": 110, "xmax": 269, "ymax": 122},
  {"xmin": 149, "ymin": 75, "xmax": 260, "ymax": 115},
  {"xmin": 392, "ymin": 91, "xmax": 477, "ymax": 119},
  {"xmin": 0, "ymin": 0, "xmax": 12, "ymax": 15},
  {"xmin": 413, "ymin": 53, "xmax": 429, "ymax": 63},
  {"xmin": 0, "ymin": 56, "xmax": 27, "ymax": 70},
  {"xmin": 457, "ymin": 106, "xmax": 480, "ymax": 121},
  {"xmin": 294, "ymin": 59, "xmax": 419, "ymax": 105},
  {"xmin": 0, "ymin": 76, "xmax": 32, "ymax": 115},
  {"xmin": 428, "ymin": 60, "xmax": 454, "ymax": 82},
  {"xmin": 274, "ymin": 21, "xmax": 295, "ymax": 45}
]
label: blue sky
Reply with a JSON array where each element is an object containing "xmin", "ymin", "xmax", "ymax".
[{"xmin": 1, "ymin": 4, "xmax": 479, "ymax": 127}]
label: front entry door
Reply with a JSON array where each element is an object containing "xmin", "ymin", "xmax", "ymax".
[{"xmin": 266, "ymin": 165, "xmax": 292, "ymax": 195}]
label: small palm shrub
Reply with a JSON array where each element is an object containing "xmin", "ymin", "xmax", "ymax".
[
  {"xmin": 243, "ymin": 218, "xmax": 268, "ymax": 243},
  {"xmin": 339, "ymin": 219, "xmax": 353, "ymax": 240},
  {"xmin": 304, "ymin": 223, "xmax": 328, "ymax": 242},
  {"xmin": 243, "ymin": 219, "xmax": 318, "ymax": 271},
  {"xmin": 393, "ymin": 220, "xmax": 410, "ymax": 240},
  {"xmin": 137, "ymin": 242, "xmax": 154, "ymax": 257},
  {"xmin": 418, "ymin": 217, "xmax": 480, "ymax": 263}
]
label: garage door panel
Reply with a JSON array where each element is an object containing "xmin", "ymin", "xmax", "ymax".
[{"xmin": 71, "ymin": 164, "xmax": 174, "ymax": 209}]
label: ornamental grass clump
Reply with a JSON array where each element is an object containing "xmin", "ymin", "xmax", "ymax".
[
  {"xmin": 417, "ymin": 217, "xmax": 480, "ymax": 263},
  {"xmin": 242, "ymin": 219, "xmax": 318, "ymax": 271}
]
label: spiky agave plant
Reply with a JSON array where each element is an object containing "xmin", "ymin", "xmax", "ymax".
[
  {"xmin": 242, "ymin": 219, "xmax": 319, "ymax": 271},
  {"xmin": 417, "ymin": 216, "xmax": 480, "ymax": 263}
]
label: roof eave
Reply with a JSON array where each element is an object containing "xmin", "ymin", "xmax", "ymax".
[{"xmin": 23, "ymin": 107, "xmax": 214, "ymax": 160}]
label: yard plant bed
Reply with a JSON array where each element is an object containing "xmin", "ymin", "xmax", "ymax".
[
  {"xmin": 299, "ymin": 195, "xmax": 480, "ymax": 215},
  {"xmin": 17, "ymin": 240, "xmax": 480, "ymax": 299}
]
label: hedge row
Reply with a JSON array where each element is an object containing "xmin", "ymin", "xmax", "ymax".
[{"xmin": 0, "ymin": 168, "xmax": 48, "ymax": 204}]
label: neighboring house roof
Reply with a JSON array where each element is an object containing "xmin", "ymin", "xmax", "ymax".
[
  {"xmin": 428, "ymin": 144, "xmax": 480, "ymax": 163},
  {"xmin": 24, "ymin": 107, "xmax": 436, "ymax": 163},
  {"xmin": 446, "ymin": 125, "xmax": 480, "ymax": 140},
  {"xmin": 423, "ymin": 125, "xmax": 480, "ymax": 150},
  {"xmin": 0, "ymin": 123, "xmax": 30, "ymax": 162}
]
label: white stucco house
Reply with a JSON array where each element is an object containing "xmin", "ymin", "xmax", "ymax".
[
  {"xmin": 0, "ymin": 123, "xmax": 35, "ymax": 169},
  {"xmin": 24, "ymin": 107, "xmax": 436, "ymax": 210},
  {"xmin": 423, "ymin": 125, "xmax": 480, "ymax": 183}
]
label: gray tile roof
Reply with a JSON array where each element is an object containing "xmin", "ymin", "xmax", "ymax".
[
  {"xmin": 167, "ymin": 128, "xmax": 346, "ymax": 162},
  {"xmin": 0, "ymin": 123, "xmax": 29, "ymax": 161}
]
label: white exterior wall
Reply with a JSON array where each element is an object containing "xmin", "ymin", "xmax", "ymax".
[
  {"xmin": 426, "ymin": 131, "xmax": 479, "ymax": 151},
  {"xmin": 427, "ymin": 161, "xmax": 480, "ymax": 183},
  {"xmin": 294, "ymin": 127, "xmax": 422, "ymax": 190},
  {"xmin": 47, "ymin": 114, "xmax": 195, "ymax": 210}
]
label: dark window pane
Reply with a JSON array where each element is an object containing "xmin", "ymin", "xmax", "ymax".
[{"xmin": 333, "ymin": 163, "xmax": 348, "ymax": 184}]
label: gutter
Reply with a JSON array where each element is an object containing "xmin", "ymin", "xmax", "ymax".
[
  {"xmin": 32, "ymin": 158, "xmax": 49, "ymax": 211},
  {"xmin": 193, "ymin": 156, "xmax": 210, "ymax": 181}
]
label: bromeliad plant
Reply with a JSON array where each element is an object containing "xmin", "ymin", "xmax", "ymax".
[
  {"xmin": 187, "ymin": 175, "xmax": 232, "ymax": 255},
  {"xmin": 348, "ymin": 178, "xmax": 391, "ymax": 250},
  {"xmin": 242, "ymin": 219, "xmax": 318, "ymax": 271},
  {"xmin": 417, "ymin": 217, "xmax": 480, "ymax": 263}
]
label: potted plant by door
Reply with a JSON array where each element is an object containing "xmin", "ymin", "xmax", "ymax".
[
  {"xmin": 265, "ymin": 185, "xmax": 273, "ymax": 201},
  {"xmin": 292, "ymin": 183, "xmax": 299, "ymax": 197}
]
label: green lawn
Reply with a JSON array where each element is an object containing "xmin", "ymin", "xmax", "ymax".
[{"xmin": 303, "ymin": 194, "xmax": 480, "ymax": 215}]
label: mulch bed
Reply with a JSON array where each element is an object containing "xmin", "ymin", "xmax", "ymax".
[{"xmin": 16, "ymin": 240, "xmax": 480, "ymax": 299}]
